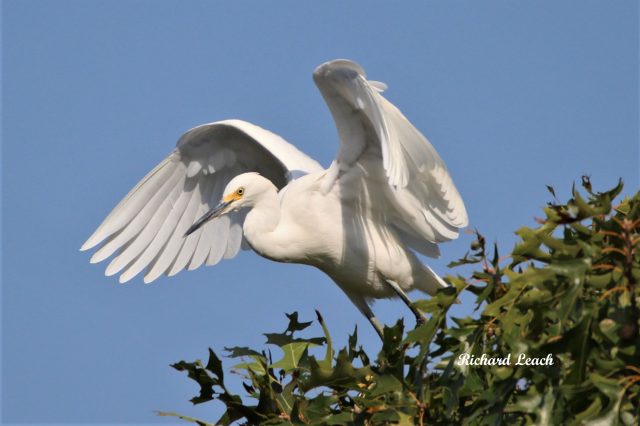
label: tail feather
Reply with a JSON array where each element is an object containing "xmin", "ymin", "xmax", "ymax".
[{"xmin": 416, "ymin": 265, "xmax": 449, "ymax": 296}]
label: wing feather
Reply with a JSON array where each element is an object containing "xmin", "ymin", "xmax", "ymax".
[
  {"xmin": 142, "ymin": 179, "xmax": 199, "ymax": 282},
  {"xmin": 83, "ymin": 120, "xmax": 322, "ymax": 283},
  {"xmin": 313, "ymin": 60, "xmax": 468, "ymax": 249},
  {"xmin": 90, "ymin": 162, "xmax": 183, "ymax": 263},
  {"xmin": 126, "ymin": 179, "xmax": 196, "ymax": 281},
  {"xmin": 105, "ymin": 172, "xmax": 186, "ymax": 276},
  {"xmin": 168, "ymin": 175, "xmax": 216, "ymax": 276},
  {"xmin": 205, "ymin": 216, "xmax": 230, "ymax": 266},
  {"xmin": 189, "ymin": 176, "xmax": 225, "ymax": 270},
  {"xmin": 224, "ymin": 220, "xmax": 243, "ymax": 259},
  {"xmin": 82, "ymin": 155, "xmax": 179, "ymax": 251}
]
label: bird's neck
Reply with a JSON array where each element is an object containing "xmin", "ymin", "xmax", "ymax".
[{"xmin": 243, "ymin": 189, "xmax": 285, "ymax": 261}]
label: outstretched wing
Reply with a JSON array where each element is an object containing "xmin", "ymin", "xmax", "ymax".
[
  {"xmin": 81, "ymin": 119, "xmax": 322, "ymax": 283},
  {"xmin": 313, "ymin": 59, "xmax": 468, "ymax": 253}
]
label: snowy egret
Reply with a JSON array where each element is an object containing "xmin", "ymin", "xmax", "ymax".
[{"xmin": 81, "ymin": 59, "xmax": 468, "ymax": 337}]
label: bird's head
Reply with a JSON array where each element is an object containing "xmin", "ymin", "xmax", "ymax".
[{"xmin": 185, "ymin": 172, "xmax": 273, "ymax": 236}]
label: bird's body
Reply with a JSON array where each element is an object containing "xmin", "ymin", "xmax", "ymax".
[
  {"xmin": 239, "ymin": 171, "xmax": 443, "ymax": 301},
  {"xmin": 82, "ymin": 59, "xmax": 468, "ymax": 336}
]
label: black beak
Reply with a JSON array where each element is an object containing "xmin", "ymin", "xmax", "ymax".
[{"xmin": 184, "ymin": 200, "xmax": 232, "ymax": 237}]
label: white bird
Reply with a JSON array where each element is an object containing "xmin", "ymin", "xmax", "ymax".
[{"xmin": 81, "ymin": 59, "xmax": 468, "ymax": 337}]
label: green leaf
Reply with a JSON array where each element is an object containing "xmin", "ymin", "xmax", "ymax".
[
  {"xmin": 156, "ymin": 410, "xmax": 215, "ymax": 426},
  {"xmin": 404, "ymin": 316, "xmax": 440, "ymax": 346},
  {"xmin": 369, "ymin": 374, "xmax": 403, "ymax": 397},
  {"xmin": 271, "ymin": 342, "xmax": 312, "ymax": 372},
  {"xmin": 231, "ymin": 355, "xmax": 268, "ymax": 375},
  {"xmin": 571, "ymin": 397, "xmax": 603, "ymax": 425},
  {"xmin": 224, "ymin": 346, "xmax": 263, "ymax": 358},
  {"xmin": 598, "ymin": 318, "xmax": 620, "ymax": 344},
  {"xmin": 370, "ymin": 409, "xmax": 400, "ymax": 424},
  {"xmin": 325, "ymin": 411, "xmax": 354, "ymax": 424},
  {"xmin": 263, "ymin": 332, "xmax": 326, "ymax": 346},
  {"xmin": 297, "ymin": 394, "xmax": 336, "ymax": 422},
  {"xmin": 284, "ymin": 311, "xmax": 313, "ymax": 333},
  {"xmin": 316, "ymin": 309, "xmax": 334, "ymax": 370},
  {"xmin": 263, "ymin": 312, "xmax": 326, "ymax": 346},
  {"xmin": 171, "ymin": 360, "xmax": 218, "ymax": 404},
  {"xmin": 205, "ymin": 348, "xmax": 224, "ymax": 382},
  {"xmin": 549, "ymin": 258, "xmax": 590, "ymax": 279}
]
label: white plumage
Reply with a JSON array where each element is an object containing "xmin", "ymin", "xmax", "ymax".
[{"xmin": 82, "ymin": 59, "xmax": 468, "ymax": 337}]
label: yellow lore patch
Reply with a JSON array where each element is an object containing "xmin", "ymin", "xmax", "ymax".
[{"xmin": 223, "ymin": 192, "xmax": 242, "ymax": 203}]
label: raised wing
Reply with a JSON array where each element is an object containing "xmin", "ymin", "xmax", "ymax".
[
  {"xmin": 313, "ymin": 60, "xmax": 468, "ymax": 249},
  {"xmin": 81, "ymin": 119, "xmax": 322, "ymax": 283}
]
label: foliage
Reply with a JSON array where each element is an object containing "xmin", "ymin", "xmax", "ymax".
[{"xmin": 159, "ymin": 178, "xmax": 640, "ymax": 425}]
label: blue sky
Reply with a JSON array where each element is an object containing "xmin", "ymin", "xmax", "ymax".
[{"xmin": 2, "ymin": 0, "xmax": 637, "ymax": 423}]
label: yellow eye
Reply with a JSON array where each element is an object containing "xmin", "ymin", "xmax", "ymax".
[{"xmin": 236, "ymin": 187, "xmax": 244, "ymax": 196}]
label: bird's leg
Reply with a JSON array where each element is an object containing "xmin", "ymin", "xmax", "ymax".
[
  {"xmin": 366, "ymin": 313, "xmax": 384, "ymax": 340},
  {"xmin": 359, "ymin": 303, "xmax": 384, "ymax": 339},
  {"xmin": 348, "ymin": 294, "xmax": 384, "ymax": 340},
  {"xmin": 385, "ymin": 280, "xmax": 427, "ymax": 327}
]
